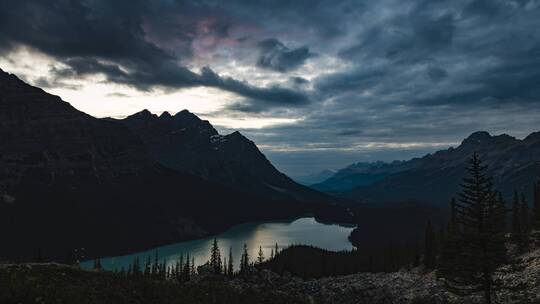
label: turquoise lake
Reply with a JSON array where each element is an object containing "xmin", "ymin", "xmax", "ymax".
[{"xmin": 83, "ymin": 217, "xmax": 356, "ymax": 271}]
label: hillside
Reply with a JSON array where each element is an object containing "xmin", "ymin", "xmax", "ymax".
[{"xmin": 3, "ymin": 244, "xmax": 540, "ymax": 303}]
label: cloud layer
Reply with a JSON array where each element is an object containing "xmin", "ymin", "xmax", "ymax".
[{"xmin": 1, "ymin": 0, "xmax": 539, "ymax": 175}]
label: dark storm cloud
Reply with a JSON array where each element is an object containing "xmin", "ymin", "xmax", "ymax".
[
  {"xmin": 0, "ymin": 0, "xmax": 311, "ymax": 108},
  {"xmin": 256, "ymin": 38, "xmax": 315, "ymax": 72}
]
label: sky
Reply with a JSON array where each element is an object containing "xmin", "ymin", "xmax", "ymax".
[{"xmin": 1, "ymin": 0, "xmax": 539, "ymax": 176}]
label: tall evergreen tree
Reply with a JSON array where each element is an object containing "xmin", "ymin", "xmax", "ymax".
[
  {"xmin": 93, "ymin": 258, "xmax": 102, "ymax": 270},
  {"xmin": 533, "ymin": 179, "xmax": 540, "ymax": 230},
  {"xmin": 191, "ymin": 256, "xmax": 196, "ymax": 276},
  {"xmin": 178, "ymin": 253, "xmax": 184, "ymax": 280},
  {"xmin": 144, "ymin": 255, "xmax": 151, "ymax": 276},
  {"xmin": 511, "ymin": 191, "xmax": 521, "ymax": 244},
  {"xmin": 257, "ymin": 246, "xmax": 265, "ymax": 264},
  {"xmin": 520, "ymin": 193, "xmax": 530, "ymax": 250},
  {"xmin": 183, "ymin": 254, "xmax": 191, "ymax": 281},
  {"xmin": 227, "ymin": 247, "xmax": 234, "ymax": 277},
  {"xmin": 440, "ymin": 152, "xmax": 507, "ymax": 304},
  {"xmin": 209, "ymin": 238, "xmax": 222, "ymax": 274},
  {"xmin": 240, "ymin": 243, "xmax": 250, "ymax": 273},
  {"xmin": 423, "ymin": 220, "xmax": 436, "ymax": 269},
  {"xmin": 152, "ymin": 251, "xmax": 159, "ymax": 276}
]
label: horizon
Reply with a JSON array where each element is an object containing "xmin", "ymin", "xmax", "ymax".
[{"xmin": 3, "ymin": 66, "xmax": 538, "ymax": 176}]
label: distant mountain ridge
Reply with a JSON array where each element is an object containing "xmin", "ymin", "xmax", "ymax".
[
  {"xmin": 312, "ymin": 161, "xmax": 413, "ymax": 192},
  {"xmin": 117, "ymin": 109, "xmax": 331, "ymax": 203},
  {"xmin": 314, "ymin": 131, "xmax": 540, "ymax": 205},
  {"xmin": 292, "ymin": 170, "xmax": 336, "ymax": 186}
]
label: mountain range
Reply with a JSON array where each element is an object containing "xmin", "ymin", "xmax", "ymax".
[
  {"xmin": 314, "ymin": 131, "xmax": 540, "ymax": 206},
  {"xmin": 0, "ymin": 68, "xmax": 332, "ymax": 262},
  {"xmin": 117, "ymin": 109, "xmax": 329, "ymax": 203}
]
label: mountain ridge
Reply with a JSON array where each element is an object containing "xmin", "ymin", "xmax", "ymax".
[
  {"xmin": 117, "ymin": 108, "xmax": 332, "ymax": 203},
  {"xmin": 314, "ymin": 131, "xmax": 540, "ymax": 205}
]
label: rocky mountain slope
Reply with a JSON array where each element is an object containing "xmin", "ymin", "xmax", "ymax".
[
  {"xmin": 315, "ymin": 131, "xmax": 540, "ymax": 206},
  {"xmin": 118, "ymin": 109, "xmax": 331, "ymax": 203},
  {"xmin": 0, "ymin": 68, "xmax": 308, "ymax": 262}
]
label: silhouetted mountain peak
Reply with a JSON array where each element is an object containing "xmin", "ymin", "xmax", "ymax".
[
  {"xmin": 462, "ymin": 131, "xmax": 492, "ymax": 145},
  {"xmin": 174, "ymin": 109, "xmax": 199, "ymax": 120},
  {"xmin": 525, "ymin": 131, "xmax": 540, "ymax": 144},
  {"xmin": 128, "ymin": 109, "xmax": 156, "ymax": 120},
  {"xmin": 160, "ymin": 111, "xmax": 172, "ymax": 119},
  {"xmin": 227, "ymin": 130, "xmax": 245, "ymax": 139}
]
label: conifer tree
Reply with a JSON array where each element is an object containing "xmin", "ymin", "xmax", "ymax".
[
  {"xmin": 152, "ymin": 251, "xmax": 159, "ymax": 276},
  {"xmin": 257, "ymin": 246, "xmax": 265, "ymax": 264},
  {"xmin": 511, "ymin": 191, "xmax": 521, "ymax": 243},
  {"xmin": 144, "ymin": 255, "xmax": 151, "ymax": 276},
  {"xmin": 93, "ymin": 258, "xmax": 102, "ymax": 270},
  {"xmin": 183, "ymin": 254, "xmax": 191, "ymax": 281},
  {"xmin": 275, "ymin": 243, "xmax": 279, "ymax": 256},
  {"xmin": 227, "ymin": 247, "xmax": 234, "ymax": 277},
  {"xmin": 191, "ymin": 256, "xmax": 196, "ymax": 276},
  {"xmin": 520, "ymin": 193, "xmax": 530, "ymax": 250},
  {"xmin": 210, "ymin": 239, "xmax": 222, "ymax": 274},
  {"xmin": 240, "ymin": 243, "xmax": 250, "ymax": 273},
  {"xmin": 440, "ymin": 152, "xmax": 507, "ymax": 304},
  {"xmin": 438, "ymin": 199, "xmax": 461, "ymax": 278},
  {"xmin": 533, "ymin": 179, "xmax": 540, "ymax": 230},
  {"xmin": 423, "ymin": 220, "xmax": 436, "ymax": 269},
  {"xmin": 179, "ymin": 253, "xmax": 184, "ymax": 279},
  {"xmin": 132, "ymin": 256, "xmax": 141, "ymax": 275}
]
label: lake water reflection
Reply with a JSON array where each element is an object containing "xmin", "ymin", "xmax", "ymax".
[{"xmin": 84, "ymin": 217, "xmax": 356, "ymax": 271}]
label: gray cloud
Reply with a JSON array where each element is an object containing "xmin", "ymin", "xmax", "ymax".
[
  {"xmin": 0, "ymin": 0, "xmax": 311, "ymax": 110},
  {"xmin": 256, "ymin": 38, "xmax": 315, "ymax": 72}
]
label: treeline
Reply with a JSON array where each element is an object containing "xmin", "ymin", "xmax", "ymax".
[
  {"xmin": 257, "ymin": 244, "xmax": 418, "ymax": 278},
  {"xmin": 91, "ymin": 239, "xmax": 281, "ymax": 282},
  {"xmin": 92, "ymin": 250, "xmax": 197, "ymax": 283}
]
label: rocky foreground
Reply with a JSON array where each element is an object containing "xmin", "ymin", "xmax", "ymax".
[{"xmin": 2, "ymin": 248, "xmax": 540, "ymax": 304}]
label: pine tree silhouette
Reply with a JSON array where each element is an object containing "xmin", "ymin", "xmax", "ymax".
[
  {"xmin": 209, "ymin": 239, "xmax": 222, "ymax": 274},
  {"xmin": 240, "ymin": 243, "xmax": 250, "ymax": 273},
  {"xmin": 440, "ymin": 152, "xmax": 507, "ymax": 304},
  {"xmin": 227, "ymin": 247, "xmax": 234, "ymax": 277},
  {"xmin": 520, "ymin": 193, "xmax": 530, "ymax": 250},
  {"xmin": 257, "ymin": 246, "xmax": 265, "ymax": 264},
  {"xmin": 511, "ymin": 191, "xmax": 522, "ymax": 244}
]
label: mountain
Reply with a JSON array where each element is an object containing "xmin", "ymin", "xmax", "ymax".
[
  {"xmin": 0, "ymin": 68, "xmax": 308, "ymax": 262},
  {"xmin": 320, "ymin": 131, "xmax": 540, "ymax": 205},
  {"xmin": 292, "ymin": 170, "xmax": 336, "ymax": 186},
  {"xmin": 311, "ymin": 161, "xmax": 413, "ymax": 192},
  {"xmin": 118, "ymin": 109, "xmax": 331, "ymax": 203}
]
